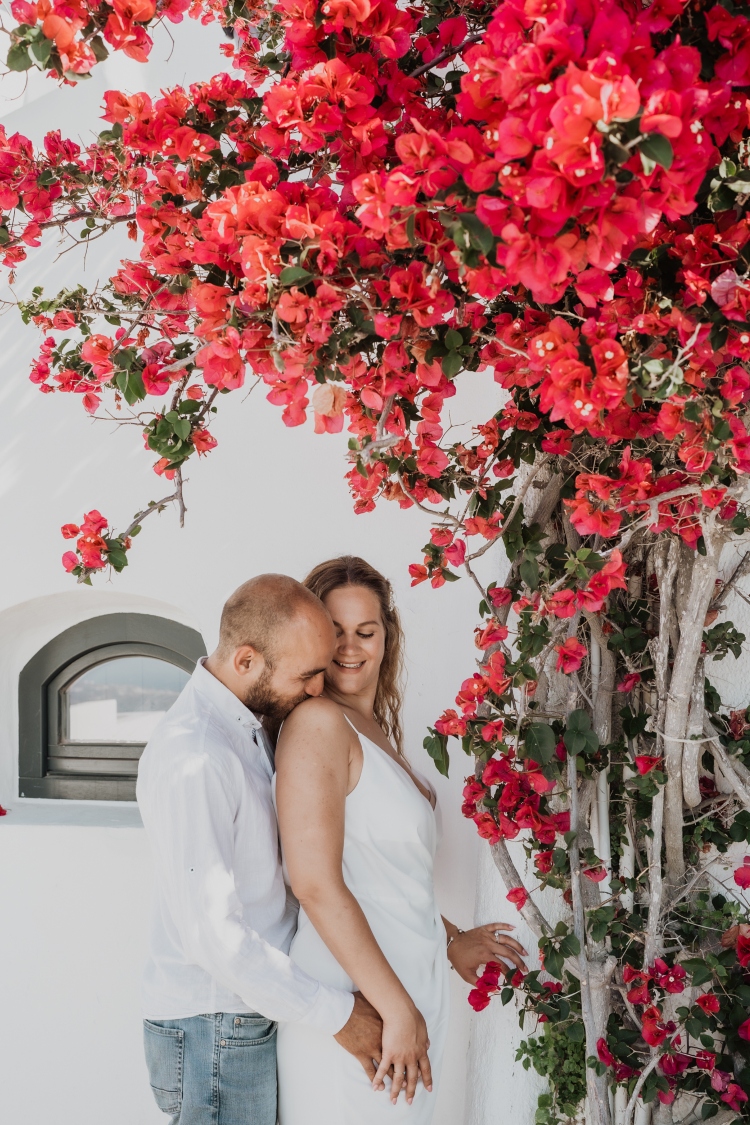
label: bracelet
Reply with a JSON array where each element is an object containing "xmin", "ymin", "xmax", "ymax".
[{"xmin": 446, "ymin": 929, "xmax": 464, "ymax": 969}]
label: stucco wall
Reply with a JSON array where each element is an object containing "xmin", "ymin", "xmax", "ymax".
[{"xmin": 0, "ymin": 27, "xmax": 499, "ymax": 1123}]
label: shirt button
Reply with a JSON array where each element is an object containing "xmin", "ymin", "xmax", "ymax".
[{"xmin": 220, "ymin": 1039, "xmax": 226, "ymax": 1047}]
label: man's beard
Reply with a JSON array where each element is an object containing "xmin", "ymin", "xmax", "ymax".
[{"xmin": 243, "ymin": 665, "xmax": 307, "ymax": 721}]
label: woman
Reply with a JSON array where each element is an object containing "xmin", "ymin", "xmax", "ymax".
[{"xmin": 274, "ymin": 556, "xmax": 526, "ymax": 1123}]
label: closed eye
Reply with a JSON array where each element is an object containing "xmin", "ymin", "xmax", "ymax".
[{"xmin": 357, "ymin": 632, "xmax": 375, "ymax": 639}]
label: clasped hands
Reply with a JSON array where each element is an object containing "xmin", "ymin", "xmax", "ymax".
[{"xmin": 334, "ymin": 921, "xmax": 527, "ymax": 1106}]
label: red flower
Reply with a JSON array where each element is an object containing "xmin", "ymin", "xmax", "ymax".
[
  {"xmin": 696, "ymin": 1051, "xmax": 716, "ymax": 1071},
  {"xmin": 738, "ymin": 1017, "xmax": 750, "ymax": 1041},
  {"xmin": 695, "ymin": 993, "xmax": 720, "ymax": 1015},
  {"xmin": 534, "ymin": 850, "xmax": 554, "ymax": 875},
  {"xmin": 435, "ymin": 709, "xmax": 467, "ymax": 738},
  {"xmin": 617, "ymin": 673, "xmax": 641, "ymax": 693},
  {"xmin": 641, "ymin": 1006, "xmax": 670, "ymax": 1047},
  {"xmin": 555, "ymin": 637, "xmax": 587, "ymax": 674},
  {"xmin": 722, "ymin": 1085, "xmax": 748, "ymax": 1112},
  {"xmin": 506, "ymin": 886, "xmax": 528, "ymax": 911},
  {"xmin": 738, "ymin": 932, "xmax": 750, "ymax": 967},
  {"xmin": 468, "ymin": 988, "xmax": 491, "ymax": 1012},
  {"xmin": 409, "ymin": 564, "xmax": 428, "ymax": 586},
  {"xmin": 634, "ymin": 756, "xmax": 661, "ymax": 775},
  {"xmin": 597, "ymin": 1039, "xmax": 615, "ymax": 1067},
  {"xmin": 652, "ymin": 959, "xmax": 686, "ymax": 994}
]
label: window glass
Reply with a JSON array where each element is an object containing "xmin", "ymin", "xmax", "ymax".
[{"xmin": 65, "ymin": 656, "xmax": 189, "ymax": 743}]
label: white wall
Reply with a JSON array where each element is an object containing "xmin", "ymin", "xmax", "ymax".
[{"xmin": 0, "ymin": 30, "xmax": 498, "ymax": 1124}]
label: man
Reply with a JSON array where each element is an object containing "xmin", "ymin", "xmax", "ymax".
[{"xmin": 137, "ymin": 574, "xmax": 384, "ymax": 1124}]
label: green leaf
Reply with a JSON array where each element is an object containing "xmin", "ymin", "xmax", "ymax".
[
  {"xmin": 173, "ymin": 418, "xmax": 191, "ymax": 442},
  {"xmin": 520, "ymin": 555, "xmax": 539, "ymax": 590},
  {"xmin": 90, "ymin": 35, "xmax": 109, "ymax": 63},
  {"xmin": 442, "ymin": 352, "xmax": 463, "ymax": 378},
  {"xmin": 424, "ymin": 731, "xmax": 449, "ymax": 777},
  {"xmin": 458, "ymin": 212, "xmax": 495, "ymax": 256},
  {"xmin": 444, "ymin": 328, "xmax": 463, "ymax": 350},
  {"xmin": 560, "ymin": 933, "xmax": 581, "ymax": 957},
  {"xmin": 29, "ymin": 37, "xmax": 52, "ymax": 66},
  {"xmin": 544, "ymin": 948, "xmax": 564, "ymax": 980},
  {"xmin": 115, "ymin": 368, "xmax": 146, "ymax": 406},
  {"xmin": 566, "ymin": 709, "xmax": 591, "ymax": 733},
  {"xmin": 525, "ymin": 723, "xmax": 556, "ymax": 766},
  {"xmin": 279, "ymin": 266, "xmax": 314, "ymax": 286},
  {"xmin": 564, "ymin": 730, "xmax": 586, "ymax": 755},
  {"xmin": 7, "ymin": 43, "xmax": 33, "ymax": 71},
  {"xmin": 701, "ymin": 1105, "xmax": 718, "ymax": 1120},
  {"xmin": 567, "ymin": 1021, "xmax": 585, "ymax": 1042},
  {"xmin": 682, "ymin": 958, "xmax": 714, "ymax": 987},
  {"xmin": 638, "ymin": 133, "xmax": 674, "ymax": 171}
]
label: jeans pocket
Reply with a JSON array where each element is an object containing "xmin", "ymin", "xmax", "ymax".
[
  {"xmin": 228, "ymin": 1014, "xmax": 277, "ymax": 1046},
  {"xmin": 143, "ymin": 1020, "xmax": 184, "ymax": 1114}
]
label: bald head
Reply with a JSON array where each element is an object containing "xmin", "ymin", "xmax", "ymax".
[{"xmin": 217, "ymin": 573, "xmax": 328, "ymax": 665}]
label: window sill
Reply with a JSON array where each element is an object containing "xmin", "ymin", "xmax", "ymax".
[{"xmin": 0, "ymin": 799, "xmax": 143, "ymax": 828}]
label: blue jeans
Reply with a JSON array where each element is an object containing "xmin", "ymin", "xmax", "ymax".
[{"xmin": 143, "ymin": 1012, "xmax": 277, "ymax": 1125}]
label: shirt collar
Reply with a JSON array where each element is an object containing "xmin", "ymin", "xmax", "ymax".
[{"xmin": 191, "ymin": 657, "xmax": 263, "ymax": 733}]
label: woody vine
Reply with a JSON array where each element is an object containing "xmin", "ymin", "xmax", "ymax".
[{"xmin": 6, "ymin": 0, "xmax": 750, "ymax": 1123}]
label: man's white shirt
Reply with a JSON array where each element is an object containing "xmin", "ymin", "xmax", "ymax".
[{"xmin": 136, "ymin": 657, "xmax": 354, "ymax": 1033}]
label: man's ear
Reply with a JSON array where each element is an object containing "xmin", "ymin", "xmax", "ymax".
[{"xmin": 232, "ymin": 644, "xmax": 263, "ymax": 678}]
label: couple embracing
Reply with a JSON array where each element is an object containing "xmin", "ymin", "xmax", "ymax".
[{"xmin": 137, "ymin": 556, "xmax": 526, "ymax": 1124}]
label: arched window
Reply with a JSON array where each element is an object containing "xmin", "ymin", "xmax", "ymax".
[{"xmin": 19, "ymin": 614, "xmax": 206, "ymax": 801}]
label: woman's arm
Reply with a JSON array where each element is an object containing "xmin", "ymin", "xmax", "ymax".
[
  {"xmin": 443, "ymin": 916, "xmax": 528, "ymax": 984},
  {"xmin": 276, "ymin": 697, "xmax": 432, "ymax": 1105}
]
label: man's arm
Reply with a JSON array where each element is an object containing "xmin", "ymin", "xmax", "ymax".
[{"xmin": 142, "ymin": 750, "xmax": 353, "ymax": 1033}]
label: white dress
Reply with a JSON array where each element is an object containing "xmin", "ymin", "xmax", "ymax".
[{"xmin": 275, "ymin": 720, "xmax": 450, "ymax": 1125}]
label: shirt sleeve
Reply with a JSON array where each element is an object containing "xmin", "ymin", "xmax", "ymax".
[{"xmin": 143, "ymin": 748, "xmax": 354, "ymax": 1034}]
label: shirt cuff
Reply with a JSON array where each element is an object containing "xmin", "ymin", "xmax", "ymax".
[{"xmin": 299, "ymin": 983, "xmax": 355, "ymax": 1035}]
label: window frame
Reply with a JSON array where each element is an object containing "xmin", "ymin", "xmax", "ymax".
[{"xmin": 19, "ymin": 613, "xmax": 206, "ymax": 802}]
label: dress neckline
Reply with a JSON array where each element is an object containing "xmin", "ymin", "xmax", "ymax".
[{"xmin": 342, "ymin": 713, "xmax": 436, "ymax": 812}]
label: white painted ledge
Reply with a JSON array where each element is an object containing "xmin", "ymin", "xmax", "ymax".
[{"xmin": 0, "ymin": 799, "xmax": 143, "ymax": 828}]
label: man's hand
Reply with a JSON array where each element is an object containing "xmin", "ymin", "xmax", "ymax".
[{"xmin": 334, "ymin": 992, "xmax": 386, "ymax": 1087}]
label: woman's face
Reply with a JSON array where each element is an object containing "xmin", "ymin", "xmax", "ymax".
[{"xmin": 322, "ymin": 585, "xmax": 385, "ymax": 699}]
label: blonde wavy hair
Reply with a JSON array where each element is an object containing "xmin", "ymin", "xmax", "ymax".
[{"xmin": 303, "ymin": 556, "xmax": 406, "ymax": 757}]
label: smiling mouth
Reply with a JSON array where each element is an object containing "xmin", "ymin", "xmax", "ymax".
[{"xmin": 334, "ymin": 660, "xmax": 365, "ymax": 669}]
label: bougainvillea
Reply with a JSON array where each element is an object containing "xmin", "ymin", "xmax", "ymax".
[{"xmin": 7, "ymin": 0, "xmax": 750, "ymax": 1122}]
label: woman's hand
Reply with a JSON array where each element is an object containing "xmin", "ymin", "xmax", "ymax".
[
  {"xmin": 372, "ymin": 1002, "xmax": 432, "ymax": 1105},
  {"xmin": 447, "ymin": 922, "xmax": 528, "ymax": 984}
]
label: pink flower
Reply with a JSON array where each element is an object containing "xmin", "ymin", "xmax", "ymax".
[
  {"xmin": 734, "ymin": 857, "xmax": 750, "ymax": 889},
  {"xmin": 62, "ymin": 551, "xmax": 78, "ymax": 572},
  {"xmin": 617, "ymin": 673, "xmax": 641, "ymax": 692},
  {"xmin": 738, "ymin": 1017, "xmax": 750, "ymax": 1041}
]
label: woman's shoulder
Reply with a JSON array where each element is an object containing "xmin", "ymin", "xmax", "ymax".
[{"xmin": 277, "ymin": 696, "xmax": 352, "ymax": 746}]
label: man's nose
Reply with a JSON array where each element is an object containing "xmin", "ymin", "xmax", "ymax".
[{"xmin": 305, "ymin": 672, "xmax": 326, "ymax": 697}]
